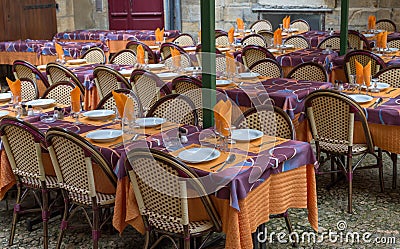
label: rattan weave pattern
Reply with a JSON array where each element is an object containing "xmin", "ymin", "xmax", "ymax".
[
  {"xmin": 376, "ymin": 19, "xmax": 397, "ymax": 32},
  {"xmin": 284, "ymin": 36, "xmax": 310, "ymax": 49},
  {"xmin": 374, "ymin": 66, "xmax": 400, "ymax": 87},
  {"xmin": 348, "ymin": 33, "xmax": 364, "ymax": 50},
  {"xmin": 16, "ymin": 174, "xmax": 58, "ymax": 189},
  {"xmin": 110, "ymin": 50, "xmax": 137, "ymax": 65},
  {"xmin": 287, "ymin": 63, "xmax": 328, "ymax": 82},
  {"xmin": 387, "ymin": 39, "xmax": 400, "ymax": 49},
  {"xmin": 241, "ymin": 34, "xmax": 266, "ymax": 47},
  {"xmin": 20, "ymin": 79, "xmax": 38, "ymax": 101},
  {"xmin": 345, "ymin": 51, "xmax": 385, "ymax": 80},
  {"xmin": 14, "ymin": 64, "xmax": 34, "ymax": 81},
  {"xmin": 257, "ymin": 31, "xmax": 274, "ymax": 47},
  {"xmin": 290, "ymin": 20, "xmax": 310, "ymax": 31},
  {"xmin": 242, "ymin": 46, "xmax": 276, "ymax": 69},
  {"xmin": 47, "ymin": 66, "xmax": 69, "ymax": 85},
  {"xmin": 249, "ymin": 59, "xmax": 283, "ymax": 78},
  {"xmin": 172, "ymin": 33, "xmax": 196, "ymax": 46},
  {"xmin": 164, "ymin": 54, "xmax": 191, "ymax": 69},
  {"xmin": 317, "ymin": 36, "xmax": 341, "ymax": 49},
  {"xmin": 250, "ymin": 20, "xmax": 273, "ymax": 32},
  {"xmin": 215, "ymin": 34, "xmax": 230, "ymax": 46},
  {"xmin": 81, "ymin": 47, "xmax": 106, "ymax": 64},
  {"xmin": 318, "ymin": 142, "xmax": 368, "ymax": 154},
  {"xmin": 130, "ymin": 72, "xmax": 160, "ymax": 112},
  {"xmin": 43, "ymin": 84, "xmax": 74, "ymax": 106},
  {"xmin": 94, "ymin": 67, "xmax": 130, "ymax": 99}
]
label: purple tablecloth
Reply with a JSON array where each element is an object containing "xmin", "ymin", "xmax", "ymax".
[
  {"xmin": 276, "ymin": 48, "xmax": 338, "ymax": 71},
  {"xmin": 0, "ymin": 39, "xmax": 53, "ymax": 53},
  {"xmin": 298, "ymin": 30, "xmax": 333, "ymax": 48},
  {"xmin": 363, "ymin": 96, "xmax": 400, "ymax": 125},
  {"xmin": 105, "ymin": 29, "xmax": 180, "ymax": 41},
  {"xmin": 54, "ymin": 30, "xmax": 110, "ymax": 42},
  {"xmin": 40, "ymin": 41, "xmax": 109, "ymax": 58}
]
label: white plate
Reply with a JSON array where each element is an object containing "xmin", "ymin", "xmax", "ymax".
[
  {"xmin": 148, "ymin": 63, "xmax": 165, "ymax": 70},
  {"xmin": 0, "ymin": 110, "xmax": 9, "ymax": 118},
  {"xmin": 149, "ymin": 45, "xmax": 159, "ymax": 50},
  {"xmin": 156, "ymin": 72, "xmax": 179, "ymax": 80},
  {"xmin": 0, "ymin": 92, "xmax": 12, "ymax": 102},
  {"xmin": 234, "ymin": 32, "xmax": 240, "ymax": 37},
  {"xmin": 268, "ymin": 48, "xmax": 279, "ymax": 53},
  {"xmin": 238, "ymin": 72, "xmax": 260, "ymax": 79},
  {"xmin": 178, "ymin": 148, "xmax": 221, "ymax": 164},
  {"xmin": 245, "ymin": 29, "xmax": 252, "ymax": 33},
  {"xmin": 218, "ymin": 47, "xmax": 231, "ymax": 52},
  {"xmin": 347, "ymin": 94, "xmax": 374, "ymax": 103},
  {"xmin": 67, "ymin": 59, "xmax": 86, "ymax": 65},
  {"xmin": 281, "ymin": 44, "xmax": 294, "ymax": 49},
  {"xmin": 231, "ymin": 129, "xmax": 263, "ymax": 142},
  {"xmin": 118, "ymin": 69, "xmax": 133, "ymax": 76},
  {"xmin": 365, "ymin": 82, "xmax": 391, "ymax": 90},
  {"xmin": 184, "ymin": 67, "xmax": 196, "ymax": 72},
  {"xmin": 388, "ymin": 48, "xmax": 399, "ymax": 52},
  {"xmin": 37, "ymin": 65, "xmax": 47, "ymax": 71},
  {"xmin": 86, "ymin": 129, "xmax": 122, "ymax": 143},
  {"xmin": 83, "ymin": 110, "xmax": 115, "ymax": 120},
  {"xmin": 363, "ymin": 34, "xmax": 375, "ymax": 38},
  {"xmin": 183, "ymin": 46, "xmax": 196, "ymax": 51},
  {"xmin": 288, "ymin": 28, "xmax": 299, "ymax": 32},
  {"xmin": 135, "ymin": 117, "xmax": 166, "ymax": 127},
  {"xmin": 25, "ymin": 99, "xmax": 56, "ymax": 108},
  {"xmin": 216, "ymin": 79, "xmax": 231, "ymax": 86}
]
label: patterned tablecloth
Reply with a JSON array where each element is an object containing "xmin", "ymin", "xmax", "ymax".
[
  {"xmin": 39, "ymin": 41, "xmax": 109, "ymax": 58},
  {"xmin": 276, "ymin": 48, "xmax": 338, "ymax": 71},
  {"xmin": 298, "ymin": 30, "xmax": 334, "ymax": 48}
]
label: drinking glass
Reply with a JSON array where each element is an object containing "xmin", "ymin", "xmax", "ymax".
[
  {"xmin": 370, "ymin": 77, "xmax": 380, "ymax": 93},
  {"xmin": 71, "ymin": 101, "xmax": 82, "ymax": 125},
  {"xmin": 349, "ymin": 74, "xmax": 357, "ymax": 91}
]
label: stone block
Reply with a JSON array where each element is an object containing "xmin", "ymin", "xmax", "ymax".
[
  {"xmin": 73, "ymin": 0, "xmax": 94, "ymax": 30},
  {"xmin": 57, "ymin": 16, "xmax": 75, "ymax": 33},
  {"xmin": 349, "ymin": 0, "xmax": 377, "ymax": 8},
  {"xmin": 380, "ymin": 0, "xmax": 400, "ymax": 8}
]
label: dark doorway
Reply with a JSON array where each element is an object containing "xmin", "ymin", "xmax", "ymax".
[{"xmin": 108, "ymin": 0, "xmax": 165, "ymax": 30}]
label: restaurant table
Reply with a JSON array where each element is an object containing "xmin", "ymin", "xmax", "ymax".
[{"xmin": 0, "ymin": 102, "xmax": 318, "ymax": 249}]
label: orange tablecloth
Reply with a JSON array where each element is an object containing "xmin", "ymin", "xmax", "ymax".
[{"xmin": 113, "ymin": 164, "xmax": 318, "ymax": 249}]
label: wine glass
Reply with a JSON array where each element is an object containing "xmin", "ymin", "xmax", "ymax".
[
  {"xmin": 349, "ymin": 74, "xmax": 357, "ymax": 91},
  {"xmin": 370, "ymin": 77, "xmax": 380, "ymax": 93},
  {"xmin": 71, "ymin": 101, "xmax": 82, "ymax": 125}
]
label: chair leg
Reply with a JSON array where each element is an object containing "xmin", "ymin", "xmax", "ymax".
[
  {"xmin": 143, "ymin": 230, "xmax": 150, "ymax": 249},
  {"xmin": 391, "ymin": 153, "xmax": 397, "ymax": 189},
  {"xmin": 284, "ymin": 211, "xmax": 297, "ymax": 247},
  {"xmin": 92, "ymin": 203, "xmax": 100, "ymax": 249},
  {"xmin": 378, "ymin": 149, "xmax": 385, "ymax": 192},
  {"xmin": 56, "ymin": 195, "xmax": 69, "ymax": 249},
  {"xmin": 42, "ymin": 188, "xmax": 49, "ymax": 249},
  {"xmin": 330, "ymin": 156, "xmax": 336, "ymax": 183},
  {"xmin": 347, "ymin": 156, "xmax": 353, "ymax": 214},
  {"xmin": 8, "ymin": 183, "xmax": 22, "ymax": 246}
]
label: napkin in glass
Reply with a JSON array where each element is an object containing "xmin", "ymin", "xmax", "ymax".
[
  {"xmin": 112, "ymin": 90, "xmax": 128, "ymax": 117},
  {"xmin": 368, "ymin": 15, "xmax": 376, "ymax": 30},
  {"xmin": 170, "ymin": 47, "xmax": 181, "ymax": 68},
  {"xmin": 363, "ymin": 60, "xmax": 371, "ymax": 87},
  {"xmin": 70, "ymin": 86, "xmax": 81, "ymax": 113},
  {"xmin": 226, "ymin": 52, "xmax": 236, "ymax": 76},
  {"xmin": 6, "ymin": 78, "xmax": 21, "ymax": 100},
  {"xmin": 283, "ymin": 16, "xmax": 290, "ymax": 30},
  {"xmin": 137, "ymin": 44, "xmax": 145, "ymax": 64},
  {"xmin": 236, "ymin": 18, "xmax": 244, "ymax": 30},
  {"xmin": 55, "ymin": 43, "xmax": 64, "ymax": 61},
  {"xmin": 228, "ymin": 27, "xmax": 235, "ymax": 44},
  {"xmin": 214, "ymin": 99, "xmax": 232, "ymax": 137},
  {"xmin": 273, "ymin": 28, "xmax": 282, "ymax": 47},
  {"xmin": 355, "ymin": 59, "xmax": 364, "ymax": 85},
  {"xmin": 155, "ymin": 28, "xmax": 165, "ymax": 42}
]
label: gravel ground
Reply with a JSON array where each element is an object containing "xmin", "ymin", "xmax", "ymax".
[{"xmin": 0, "ymin": 153, "xmax": 399, "ymax": 249}]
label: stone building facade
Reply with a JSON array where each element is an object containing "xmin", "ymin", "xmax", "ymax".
[{"xmin": 56, "ymin": 0, "xmax": 400, "ymax": 35}]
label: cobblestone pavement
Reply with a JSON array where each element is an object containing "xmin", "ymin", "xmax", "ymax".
[{"xmin": 0, "ymin": 153, "xmax": 399, "ymax": 248}]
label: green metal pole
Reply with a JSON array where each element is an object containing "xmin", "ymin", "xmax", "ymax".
[
  {"xmin": 340, "ymin": 0, "xmax": 349, "ymax": 56},
  {"xmin": 201, "ymin": 0, "xmax": 216, "ymax": 128}
]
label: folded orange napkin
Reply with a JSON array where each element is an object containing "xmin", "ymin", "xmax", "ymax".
[
  {"xmin": 376, "ymin": 32, "xmax": 382, "ymax": 48},
  {"xmin": 274, "ymin": 28, "xmax": 282, "ymax": 47},
  {"xmin": 112, "ymin": 90, "xmax": 128, "ymax": 117},
  {"xmin": 55, "ymin": 43, "xmax": 64, "ymax": 60},
  {"xmin": 170, "ymin": 47, "xmax": 181, "ymax": 68},
  {"xmin": 382, "ymin": 31, "xmax": 388, "ymax": 49},
  {"xmin": 214, "ymin": 99, "xmax": 232, "ymax": 137},
  {"xmin": 155, "ymin": 28, "xmax": 165, "ymax": 42},
  {"xmin": 368, "ymin": 15, "xmax": 376, "ymax": 30},
  {"xmin": 70, "ymin": 87, "xmax": 81, "ymax": 113},
  {"xmin": 355, "ymin": 60, "xmax": 364, "ymax": 85},
  {"xmin": 6, "ymin": 78, "xmax": 21, "ymax": 101},
  {"xmin": 283, "ymin": 16, "xmax": 290, "ymax": 30},
  {"xmin": 228, "ymin": 27, "xmax": 235, "ymax": 44},
  {"xmin": 226, "ymin": 52, "xmax": 236, "ymax": 75},
  {"xmin": 363, "ymin": 61, "xmax": 371, "ymax": 87},
  {"xmin": 237, "ymin": 18, "xmax": 244, "ymax": 30},
  {"xmin": 198, "ymin": 31, "xmax": 201, "ymax": 43},
  {"xmin": 137, "ymin": 45, "xmax": 145, "ymax": 64}
]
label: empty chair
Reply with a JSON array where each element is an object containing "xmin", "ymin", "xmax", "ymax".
[
  {"xmin": 215, "ymin": 33, "xmax": 230, "ymax": 47},
  {"xmin": 348, "ymin": 30, "xmax": 370, "ymax": 50},
  {"xmin": 241, "ymin": 45, "xmax": 276, "ymax": 69},
  {"xmin": 376, "ymin": 19, "xmax": 397, "ymax": 32},
  {"xmin": 41, "ymin": 81, "xmax": 83, "ymax": 106},
  {"xmin": 160, "ymin": 42, "xmax": 187, "ymax": 61},
  {"xmin": 126, "ymin": 147, "xmax": 222, "ymax": 249},
  {"xmin": 257, "ymin": 30, "xmax": 274, "ymax": 47},
  {"xmin": 93, "ymin": 65, "xmax": 131, "ymax": 100},
  {"xmin": 344, "ymin": 50, "xmax": 386, "ymax": 82},
  {"xmin": 164, "ymin": 53, "xmax": 192, "ymax": 69},
  {"xmin": 172, "ymin": 33, "xmax": 196, "ymax": 46},
  {"xmin": 130, "ymin": 69, "xmax": 170, "ymax": 113},
  {"xmin": 249, "ymin": 59, "xmax": 283, "ymax": 78},
  {"xmin": 0, "ymin": 117, "xmax": 60, "ymax": 249},
  {"xmin": 241, "ymin": 34, "xmax": 267, "ymax": 47},
  {"xmin": 12, "ymin": 60, "xmax": 50, "ymax": 90},
  {"xmin": 95, "ymin": 88, "xmax": 143, "ymax": 117},
  {"xmin": 249, "ymin": 20, "xmax": 273, "ymax": 32},
  {"xmin": 283, "ymin": 35, "xmax": 310, "ymax": 49},
  {"xmin": 304, "ymin": 89, "xmax": 384, "ymax": 213},
  {"xmin": 287, "ymin": 62, "xmax": 328, "ymax": 82},
  {"xmin": 45, "ymin": 62, "xmax": 85, "ymax": 93},
  {"xmin": 374, "ymin": 65, "xmax": 400, "ymax": 88},
  {"xmin": 126, "ymin": 40, "xmax": 156, "ymax": 63},
  {"xmin": 17, "ymin": 77, "xmax": 39, "ymax": 101},
  {"xmin": 290, "ymin": 19, "xmax": 311, "ymax": 31},
  {"xmin": 317, "ymin": 35, "xmax": 342, "ymax": 50},
  {"xmin": 46, "ymin": 127, "xmax": 117, "ymax": 249},
  {"xmin": 387, "ymin": 38, "xmax": 400, "ymax": 49},
  {"xmin": 146, "ymin": 94, "xmax": 198, "ymax": 126},
  {"xmin": 80, "ymin": 47, "xmax": 106, "ymax": 64},
  {"xmin": 109, "ymin": 49, "xmax": 137, "ymax": 65}
]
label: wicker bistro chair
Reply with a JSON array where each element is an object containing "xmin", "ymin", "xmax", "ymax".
[
  {"xmin": 172, "ymin": 76, "xmax": 203, "ymax": 127},
  {"xmin": 241, "ymin": 34, "xmax": 267, "ymax": 47},
  {"xmin": 387, "ymin": 38, "xmax": 400, "ymax": 50},
  {"xmin": 257, "ymin": 30, "xmax": 274, "ymax": 47},
  {"xmin": 344, "ymin": 50, "xmax": 386, "ymax": 82},
  {"xmin": 317, "ymin": 35, "xmax": 342, "ymax": 50},
  {"xmin": 80, "ymin": 47, "xmax": 107, "ymax": 64},
  {"xmin": 160, "ymin": 42, "xmax": 187, "ymax": 61},
  {"xmin": 126, "ymin": 40, "xmax": 156, "ymax": 63},
  {"xmin": 195, "ymin": 44, "xmax": 223, "ymax": 67},
  {"xmin": 172, "ymin": 33, "xmax": 196, "ymax": 46},
  {"xmin": 126, "ymin": 148, "xmax": 222, "ymax": 249},
  {"xmin": 287, "ymin": 62, "xmax": 328, "ymax": 82},
  {"xmin": 0, "ymin": 117, "xmax": 60, "ymax": 249},
  {"xmin": 93, "ymin": 65, "xmax": 131, "ymax": 100},
  {"xmin": 109, "ymin": 49, "xmax": 137, "ymax": 65},
  {"xmin": 19, "ymin": 77, "xmax": 39, "ymax": 101},
  {"xmin": 215, "ymin": 33, "xmax": 230, "ymax": 47},
  {"xmin": 348, "ymin": 30, "xmax": 371, "ymax": 50},
  {"xmin": 130, "ymin": 69, "xmax": 171, "ymax": 114},
  {"xmin": 41, "ymin": 81, "xmax": 83, "ymax": 106},
  {"xmin": 283, "ymin": 35, "xmax": 310, "ymax": 49},
  {"xmin": 12, "ymin": 60, "xmax": 50, "ymax": 89},
  {"xmin": 146, "ymin": 94, "xmax": 198, "ymax": 126},
  {"xmin": 95, "ymin": 88, "xmax": 144, "ymax": 118},
  {"xmin": 45, "ymin": 62, "xmax": 85, "ymax": 93},
  {"xmin": 241, "ymin": 45, "xmax": 276, "ymax": 69},
  {"xmin": 164, "ymin": 53, "xmax": 192, "ymax": 70},
  {"xmin": 304, "ymin": 89, "xmax": 384, "ymax": 213},
  {"xmin": 46, "ymin": 127, "xmax": 117, "ymax": 249},
  {"xmin": 249, "ymin": 58, "xmax": 283, "ymax": 78},
  {"xmin": 249, "ymin": 19, "xmax": 273, "ymax": 32},
  {"xmin": 290, "ymin": 19, "xmax": 311, "ymax": 31},
  {"xmin": 376, "ymin": 19, "xmax": 397, "ymax": 32}
]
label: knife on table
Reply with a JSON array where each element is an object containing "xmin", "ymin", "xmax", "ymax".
[{"xmin": 372, "ymin": 97, "xmax": 383, "ymax": 108}]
